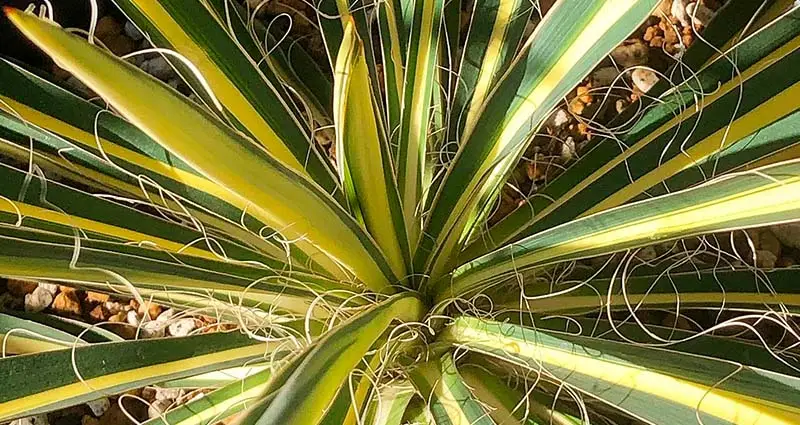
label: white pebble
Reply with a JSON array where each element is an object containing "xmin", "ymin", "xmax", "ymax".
[
  {"xmin": 123, "ymin": 21, "xmax": 144, "ymax": 41},
  {"xmin": 632, "ymin": 68, "xmax": 659, "ymax": 93},
  {"xmin": 155, "ymin": 387, "xmax": 183, "ymax": 401},
  {"xmin": 126, "ymin": 310, "xmax": 140, "ymax": 326},
  {"xmin": 86, "ymin": 397, "xmax": 110, "ymax": 417},
  {"xmin": 148, "ymin": 398, "xmax": 172, "ymax": 419},
  {"xmin": 38, "ymin": 283, "xmax": 59, "ymax": 295},
  {"xmin": 552, "ymin": 109, "xmax": 569, "ymax": 127},
  {"xmin": 141, "ymin": 320, "xmax": 167, "ymax": 339},
  {"xmin": 168, "ymin": 318, "xmax": 197, "ymax": 337},
  {"xmin": 671, "ymin": 0, "xmax": 691, "ymax": 27},
  {"xmin": 157, "ymin": 308, "xmax": 176, "ymax": 323},
  {"xmin": 560, "ymin": 137, "xmax": 576, "ymax": 160},
  {"xmin": 24, "ymin": 287, "xmax": 54, "ymax": 313},
  {"xmin": 686, "ymin": 2, "xmax": 714, "ymax": 27}
]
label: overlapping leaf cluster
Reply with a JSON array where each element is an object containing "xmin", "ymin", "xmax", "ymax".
[{"xmin": 2, "ymin": 0, "xmax": 800, "ymax": 424}]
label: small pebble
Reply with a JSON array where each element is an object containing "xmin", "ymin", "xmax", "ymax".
[
  {"xmin": 591, "ymin": 67, "xmax": 620, "ymax": 87},
  {"xmin": 0, "ymin": 293, "xmax": 13, "ymax": 309},
  {"xmin": 86, "ymin": 398, "xmax": 110, "ymax": 417},
  {"xmin": 756, "ymin": 250, "xmax": 778, "ymax": 269},
  {"xmin": 81, "ymin": 415, "xmax": 100, "ymax": 425},
  {"xmin": 10, "ymin": 415, "xmax": 49, "ymax": 425},
  {"xmin": 155, "ymin": 387, "xmax": 183, "ymax": 401},
  {"xmin": 38, "ymin": 282, "xmax": 59, "ymax": 295},
  {"xmin": 631, "ymin": 68, "xmax": 659, "ymax": 93},
  {"xmin": 636, "ymin": 246, "xmax": 658, "ymax": 262},
  {"xmin": 141, "ymin": 56, "xmax": 174, "ymax": 80},
  {"xmin": 610, "ymin": 40, "xmax": 649, "ymax": 68},
  {"xmin": 157, "ymin": 308, "xmax": 176, "ymax": 323},
  {"xmin": 168, "ymin": 318, "xmax": 197, "ymax": 337},
  {"xmin": 147, "ymin": 398, "xmax": 172, "ymax": 419},
  {"xmin": 24, "ymin": 286, "xmax": 54, "ymax": 313},
  {"xmin": 6, "ymin": 279, "xmax": 38, "ymax": 297},
  {"xmin": 124, "ymin": 21, "xmax": 144, "ymax": 41},
  {"xmin": 86, "ymin": 292, "xmax": 110, "ymax": 303},
  {"xmin": 52, "ymin": 291, "xmax": 82, "ymax": 316},
  {"xmin": 126, "ymin": 310, "xmax": 140, "ymax": 326},
  {"xmin": 560, "ymin": 137, "xmax": 576, "ymax": 160},
  {"xmin": 141, "ymin": 320, "xmax": 167, "ymax": 339},
  {"xmin": 94, "ymin": 16, "xmax": 122, "ymax": 40},
  {"xmin": 686, "ymin": 2, "xmax": 714, "ymax": 27},
  {"xmin": 671, "ymin": 0, "xmax": 691, "ymax": 27},
  {"xmin": 771, "ymin": 223, "xmax": 800, "ymax": 249},
  {"xmin": 552, "ymin": 109, "xmax": 569, "ymax": 127}
]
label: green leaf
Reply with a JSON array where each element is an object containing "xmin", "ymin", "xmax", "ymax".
[
  {"xmin": 517, "ymin": 313, "xmax": 800, "ymax": 377},
  {"xmin": 112, "ymin": 0, "xmax": 339, "ymax": 191},
  {"xmin": 440, "ymin": 317, "xmax": 800, "ymax": 425},
  {"xmin": 397, "ymin": 0, "xmax": 445, "ymax": 244},
  {"xmin": 0, "ymin": 312, "xmax": 86, "ymax": 354},
  {"xmin": 418, "ymin": 0, "xmax": 659, "ymax": 280},
  {"xmin": 6, "ymin": 9, "xmax": 397, "ymax": 289},
  {"xmin": 460, "ymin": 364, "xmax": 581, "ymax": 425},
  {"xmin": 474, "ymin": 7, "xmax": 800, "ymax": 255},
  {"xmin": 0, "ymin": 58, "xmax": 315, "ymax": 269},
  {"xmin": 334, "ymin": 21, "xmax": 409, "ymax": 277},
  {"xmin": 407, "ymin": 352, "xmax": 496, "ymax": 425},
  {"xmin": 143, "ymin": 368, "xmax": 273, "ymax": 425},
  {"xmin": 490, "ymin": 267, "xmax": 800, "ymax": 315},
  {"xmin": 437, "ymin": 160, "xmax": 800, "ymax": 301},
  {"xmin": 0, "ymin": 225, "xmax": 355, "ymax": 318},
  {"xmin": 447, "ymin": 0, "xmax": 533, "ymax": 146},
  {"xmin": 241, "ymin": 293, "xmax": 424, "ymax": 425},
  {"xmin": 0, "ymin": 331, "xmax": 282, "ymax": 421},
  {"xmin": 362, "ymin": 382, "xmax": 415, "ymax": 425}
]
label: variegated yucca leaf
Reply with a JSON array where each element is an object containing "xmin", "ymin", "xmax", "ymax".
[{"xmin": 1, "ymin": 0, "xmax": 800, "ymax": 424}]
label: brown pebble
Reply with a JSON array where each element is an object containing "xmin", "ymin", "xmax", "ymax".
[
  {"xmin": 569, "ymin": 98, "xmax": 585, "ymax": 115},
  {"xmin": 576, "ymin": 85, "xmax": 593, "ymax": 105},
  {"xmin": 526, "ymin": 161, "xmax": 543, "ymax": 181},
  {"xmin": 649, "ymin": 35, "xmax": 664, "ymax": 48},
  {"xmin": 138, "ymin": 301, "xmax": 163, "ymax": 320},
  {"xmin": 52, "ymin": 291, "xmax": 82, "ymax": 316},
  {"xmin": 105, "ymin": 34, "xmax": 136, "ymax": 56},
  {"xmin": 89, "ymin": 305, "xmax": 109, "ymax": 322},
  {"xmin": 94, "ymin": 16, "xmax": 123, "ymax": 40},
  {"xmin": 644, "ymin": 26, "xmax": 657, "ymax": 42},
  {"xmin": 6, "ymin": 279, "xmax": 38, "ymax": 297},
  {"xmin": 87, "ymin": 291, "xmax": 110, "ymax": 303},
  {"xmin": 109, "ymin": 312, "xmax": 127, "ymax": 323}
]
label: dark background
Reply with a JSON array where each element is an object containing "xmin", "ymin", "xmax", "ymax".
[{"xmin": 0, "ymin": 0, "xmax": 126, "ymax": 69}]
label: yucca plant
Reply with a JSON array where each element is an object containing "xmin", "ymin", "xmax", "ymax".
[{"xmin": 2, "ymin": 0, "xmax": 800, "ymax": 423}]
